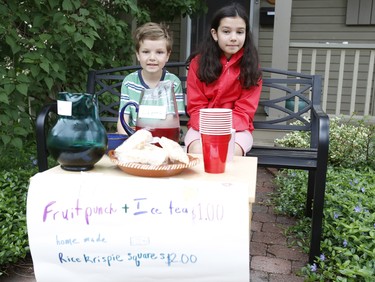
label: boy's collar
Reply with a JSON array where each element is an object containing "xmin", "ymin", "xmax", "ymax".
[{"xmin": 138, "ymin": 68, "xmax": 167, "ymax": 89}]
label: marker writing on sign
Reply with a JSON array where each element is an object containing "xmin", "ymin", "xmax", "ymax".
[
  {"xmin": 58, "ymin": 253, "xmax": 123, "ymax": 267},
  {"xmin": 127, "ymin": 252, "xmax": 198, "ymax": 267},
  {"xmin": 132, "ymin": 198, "xmax": 191, "ymax": 216},
  {"xmin": 42, "ymin": 199, "xmax": 117, "ymax": 225}
]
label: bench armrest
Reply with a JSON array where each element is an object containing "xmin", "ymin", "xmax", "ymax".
[
  {"xmin": 36, "ymin": 102, "xmax": 57, "ymax": 172},
  {"xmin": 311, "ymin": 104, "xmax": 329, "ymax": 162}
]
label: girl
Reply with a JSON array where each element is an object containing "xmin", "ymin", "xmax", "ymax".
[{"xmin": 184, "ymin": 3, "xmax": 262, "ymax": 156}]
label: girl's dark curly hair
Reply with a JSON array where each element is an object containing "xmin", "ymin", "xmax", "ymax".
[{"xmin": 187, "ymin": 3, "xmax": 262, "ymax": 89}]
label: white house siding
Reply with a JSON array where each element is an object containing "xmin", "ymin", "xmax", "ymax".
[{"xmin": 258, "ymin": 0, "xmax": 375, "ymax": 117}]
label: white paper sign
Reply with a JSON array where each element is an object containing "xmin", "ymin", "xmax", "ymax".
[
  {"xmin": 57, "ymin": 100, "xmax": 72, "ymax": 116},
  {"xmin": 138, "ymin": 105, "xmax": 167, "ymax": 119},
  {"xmin": 27, "ymin": 173, "xmax": 249, "ymax": 282}
]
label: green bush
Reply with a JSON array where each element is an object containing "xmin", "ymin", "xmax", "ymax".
[
  {"xmin": 0, "ymin": 142, "xmax": 38, "ymax": 275},
  {"xmin": 278, "ymin": 168, "xmax": 375, "ymax": 281},
  {"xmin": 275, "ymin": 116, "xmax": 375, "ymax": 169},
  {"xmin": 273, "ymin": 117, "xmax": 375, "ymax": 281},
  {"xmin": 0, "ymin": 169, "xmax": 36, "ymax": 274}
]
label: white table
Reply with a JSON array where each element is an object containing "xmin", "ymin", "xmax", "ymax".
[
  {"xmin": 41, "ymin": 154, "xmax": 257, "ymax": 201},
  {"xmin": 27, "ymin": 154, "xmax": 257, "ymax": 282}
]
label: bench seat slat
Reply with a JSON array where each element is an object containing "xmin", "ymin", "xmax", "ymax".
[{"xmin": 248, "ymin": 146, "xmax": 318, "ymax": 169}]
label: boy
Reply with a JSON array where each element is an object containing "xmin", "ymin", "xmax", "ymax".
[{"xmin": 117, "ymin": 22, "xmax": 185, "ymax": 134}]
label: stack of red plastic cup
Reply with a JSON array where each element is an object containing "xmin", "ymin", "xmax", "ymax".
[{"xmin": 199, "ymin": 108, "xmax": 232, "ymax": 173}]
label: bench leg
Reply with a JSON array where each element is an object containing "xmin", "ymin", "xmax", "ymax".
[
  {"xmin": 308, "ymin": 167, "xmax": 327, "ymax": 264},
  {"xmin": 305, "ymin": 170, "xmax": 315, "ymax": 217}
]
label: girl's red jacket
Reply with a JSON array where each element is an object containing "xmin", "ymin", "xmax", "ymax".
[{"xmin": 186, "ymin": 48, "xmax": 262, "ymax": 133}]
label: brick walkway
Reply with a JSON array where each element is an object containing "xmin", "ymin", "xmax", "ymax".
[{"xmin": 250, "ymin": 168, "xmax": 308, "ymax": 282}]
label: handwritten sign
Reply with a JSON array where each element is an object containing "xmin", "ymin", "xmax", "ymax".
[
  {"xmin": 57, "ymin": 100, "xmax": 72, "ymax": 116},
  {"xmin": 138, "ymin": 105, "xmax": 167, "ymax": 119},
  {"xmin": 27, "ymin": 173, "xmax": 249, "ymax": 281}
]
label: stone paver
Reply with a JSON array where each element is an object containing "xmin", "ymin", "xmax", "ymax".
[
  {"xmin": 269, "ymin": 273, "xmax": 305, "ymax": 282},
  {"xmin": 276, "ymin": 215, "xmax": 298, "ymax": 225},
  {"xmin": 262, "ymin": 222, "xmax": 285, "ymax": 234},
  {"xmin": 252, "ymin": 204, "xmax": 269, "ymax": 213},
  {"xmin": 251, "ymin": 220, "xmax": 263, "ymax": 232},
  {"xmin": 251, "ymin": 256, "xmax": 291, "ymax": 274},
  {"xmin": 252, "ymin": 230, "xmax": 287, "ymax": 245},
  {"xmin": 292, "ymin": 260, "xmax": 307, "ymax": 274},
  {"xmin": 268, "ymin": 244, "xmax": 308, "ymax": 261},
  {"xmin": 250, "ymin": 270, "xmax": 269, "ymax": 282},
  {"xmin": 250, "ymin": 242, "xmax": 268, "ymax": 256},
  {"xmin": 252, "ymin": 212, "xmax": 277, "ymax": 223}
]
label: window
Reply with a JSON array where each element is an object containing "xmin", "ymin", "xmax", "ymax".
[{"xmin": 346, "ymin": 0, "xmax": 375, "ymax": 25}]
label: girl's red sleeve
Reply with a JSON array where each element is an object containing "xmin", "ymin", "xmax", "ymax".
[
  {"xmin": 232, "ymin": 78, "xmax": 262, "ymax": 132},
  {"xmin": 186, "ymin": 58, "xmax": 207, "ymax": 131}
]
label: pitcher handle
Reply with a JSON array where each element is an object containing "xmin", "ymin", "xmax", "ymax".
[{"xmin": 119, "ymin": 102, "xmax": 139, "ymax": 136}]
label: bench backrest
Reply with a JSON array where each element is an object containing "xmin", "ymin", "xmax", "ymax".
[
  {"xmin": 258, "ymin": 67, "xmax": 322, "ymax": 131},
  {"xmin": 87, "ymin": 62, "xmax": 322, "ymax": 134}
]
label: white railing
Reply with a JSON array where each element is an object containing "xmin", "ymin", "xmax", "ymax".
[{"xmin": 289, "ymin": 42, "xmax": 375, "ymax": 121}]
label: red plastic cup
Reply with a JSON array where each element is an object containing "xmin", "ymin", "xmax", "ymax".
[{"xmin": 201, "ymin": 133, "xmax": 231, "ymax": 173}]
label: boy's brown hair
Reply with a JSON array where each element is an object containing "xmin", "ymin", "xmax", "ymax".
[{"xmin": 133, "ymin": 22, "xmax": 173, "ymax": 53}]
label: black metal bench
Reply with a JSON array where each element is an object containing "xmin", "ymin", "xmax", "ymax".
[
  {"xmin": 35, "ymin": 62, "xmax": 329, "ymax": 264},
  {"xmin": 248, "ymin": 68, "xmax": 329, "ymax": 264}
]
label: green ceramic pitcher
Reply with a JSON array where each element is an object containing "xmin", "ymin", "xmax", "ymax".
[{"xmin": 47, "ymin": 92, "xmax": 107, "ymax": 171}]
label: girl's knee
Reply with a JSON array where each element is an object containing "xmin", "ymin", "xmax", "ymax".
[
  {"xmin": 187, "ymin": 140, "xmax": 202, "ymax": 154},
  {"xmin": 234, "ymin": 143, "xmax": 244, "ymax": 156}
]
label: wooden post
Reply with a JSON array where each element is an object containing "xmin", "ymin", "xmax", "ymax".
[{"xmin": 269, "ymin": 0, "xmax": 293, "ymax": 119}]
